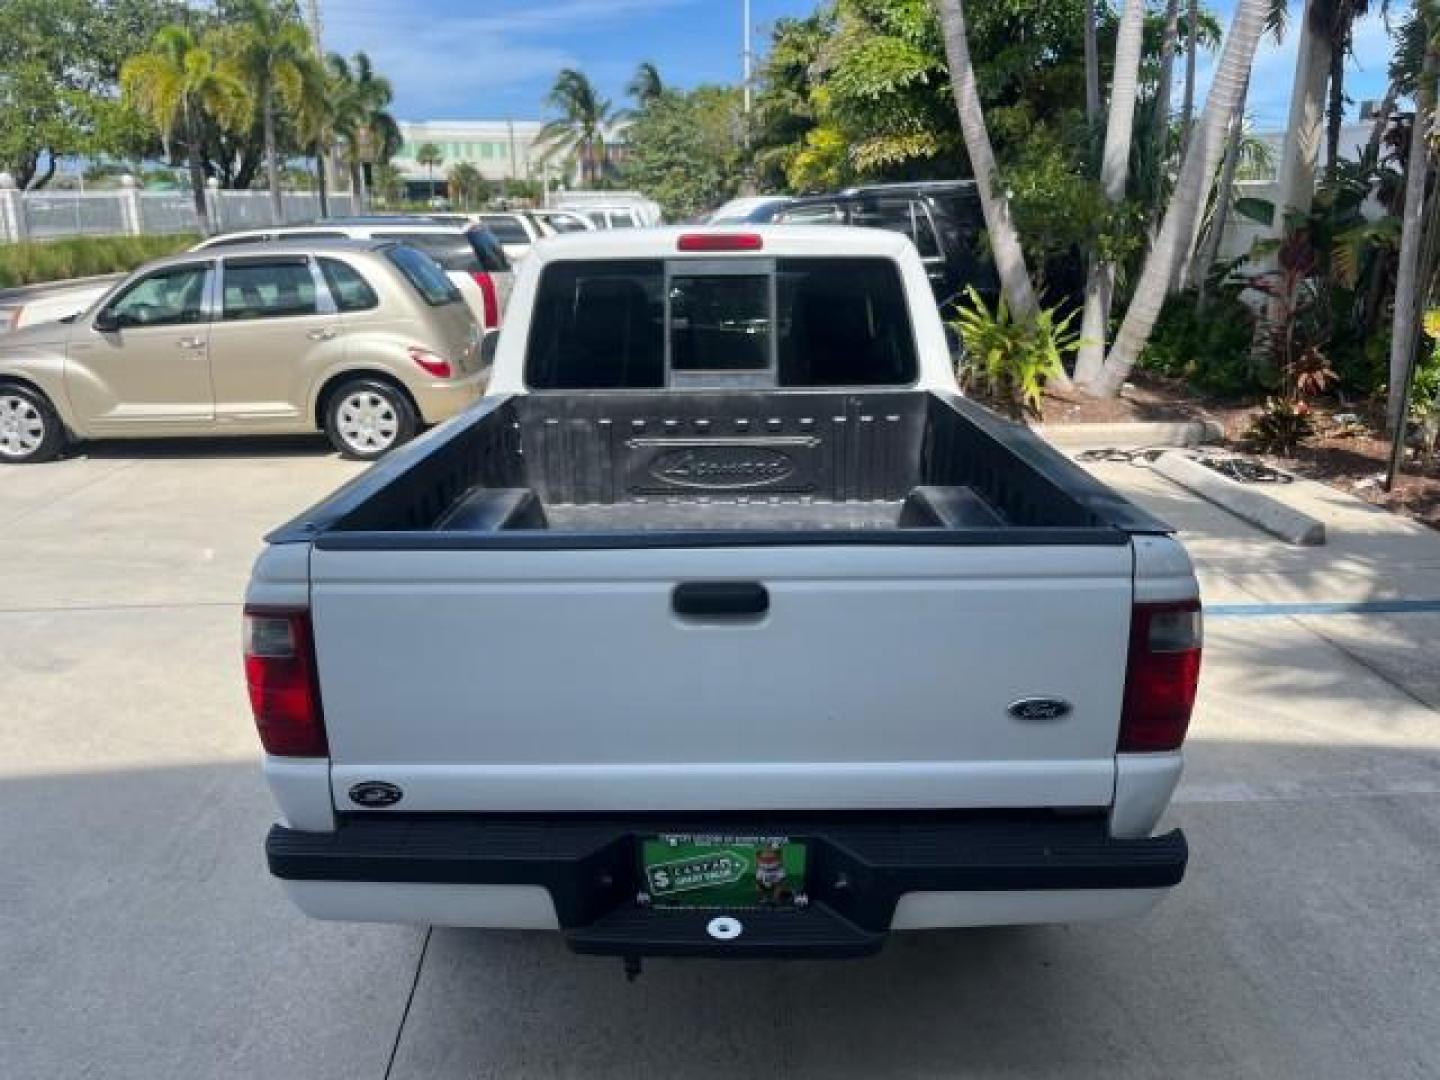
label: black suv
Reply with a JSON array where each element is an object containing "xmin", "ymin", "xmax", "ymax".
[{"xmin": 775, "ymin": 181, "xmax": 999, "ymax": 313}]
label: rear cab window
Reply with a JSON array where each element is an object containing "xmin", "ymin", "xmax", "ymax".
[
  {"xmin": 525, "ymin": 257, "xmax": 916, "ymax": 390},
  {"xmin": 383, "ymin": 232, "xmax": 482, "ymax": 273},
  {"xmin": 386, "ymin": 244, "xmax": 463, "ymax": 306}
]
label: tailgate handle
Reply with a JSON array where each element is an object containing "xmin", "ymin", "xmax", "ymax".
[{"xmin": 672, "ymin": 582, "xmax": 769, "ymax": 619}]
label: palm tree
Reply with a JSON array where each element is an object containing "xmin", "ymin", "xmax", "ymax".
[
  {"xmin": 1192, "ymin": 74, "xmax": 1253, "ymax": 307},
  {"xmin": 216, "ymin": 0, "xmax": 325, "ymax": 224},
  {"xmin": 416, "ymin": 143, "xmax": 443, "ymax": 200},
  {"xmin": 934, "ymin": 0, "xmax": 1040, "ymax": 324},
  {"xmin": 121, "ymin": 25, "xmax": 248, "ymax": 235},
  {"xmin": 1084, "ymin": 0, "xmax": 1101, "ymax": 127},
  {"xmin": 626, "ymin": 61, "xmax": 664, "ymax": 107},
  {"xmin": 327, "ymin": 51, "xmax": 401, "ymax": 207},
  {"xmin": 1074, "ymin": 0, "xmax": 1148, "ymax": 386},
  {"xmin": 537, "ymin": 68, "xmax": 614, "ymax": 187},
  {"xmin": 1152, "ymin": 0, "xmax": 1183, "ymax": 176},
  {"xmin": 1273, "ymin": 0, "xmax": 1331, "ymax": 228},
  {"xmin": 447, "ymin": 162, "xmax": 487, "ymax": 209},
  {"xmin": 371, "ymin": 162, "xmax": 405, "ymax": 205},
  {"xmin": 1091, "ymin": 0, "xmax": 1270, "ymax": 396},
  {"xmin": 1387, "ymin": 22, "xmax": 1439, "ymax": 433}
]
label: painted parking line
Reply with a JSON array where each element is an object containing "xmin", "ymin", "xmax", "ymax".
[{"xmin": 1207, "ymin": 599, "xmax": 1440, "ymax": 618}]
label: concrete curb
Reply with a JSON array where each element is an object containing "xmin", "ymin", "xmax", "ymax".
[
  {"xmin": 1152, "ymin": 451, "xmax": 1326, "ymax": 546},
  {"xmin": 1035, "ymin": 419, "xmax": 1225, "ymax": 448}
]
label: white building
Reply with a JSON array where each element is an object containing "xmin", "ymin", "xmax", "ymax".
[{"xmin": 393, "ymin": 120, "xmax": 551, "ymax": 187}]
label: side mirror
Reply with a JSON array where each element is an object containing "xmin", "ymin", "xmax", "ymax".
[{"xmin": 93, "ymin": 309, "xmax": 120, "ymax": 334}]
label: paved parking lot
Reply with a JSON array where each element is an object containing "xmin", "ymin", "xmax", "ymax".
[{"xmin": 3, "ymin": 436, "xmax": 1438, "ymax": 1079}]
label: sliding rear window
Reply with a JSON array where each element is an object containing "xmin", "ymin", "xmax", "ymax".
[{"xmin": 524, "ymin": 256, "xmax": 917, "ymax": 389}]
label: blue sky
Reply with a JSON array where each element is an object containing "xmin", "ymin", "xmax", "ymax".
[{"xmin": 324, "ymin": 0, "xmax": 1403, "ymax": 132}]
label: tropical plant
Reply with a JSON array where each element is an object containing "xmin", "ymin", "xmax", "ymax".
[
  {"xmin": 121, "ymin": 25, "xmax": 249, "ymax": 234},
  {"xmin": 624, "ymin": 85, "xmax": 744, "ymax": 218},
  {"xmin": 953, "ymin": 287, "xmax": 1079, "ymax": 419},
  {"xmin": 1089, "ymin": 0, "xmax": 1270, "ymax": 396},
  {"xmin": 370, "ymin": 161, "xmax": 404, "ymax": 204},
  {"xmin": 1387, "ymin": 6, "xmax": 1439, "ymax": 433},
  {"xmin": 1243, "ymin": 397, "xmax": 1316, "ymax": 453},
  {"xmin": 215, "ymin": 0, "xmax": 326, "ymax": 223},
  {"xmin": 625, "ymin": 61, "xmax": 665, "ymax": 108},
  {"xmin": 537, "ymin": 68, "xmax": 614, "ymax": 187},
  {"xmin": 446, "ymin": 162, "xmax": 490, "ymax": 209},
  {"xmin": 415, "ymin": 142, "xmax": 443, "ymax": 199},
  {"xmin": 327, "ymin": 51, "xmax": 401, "ymax": 203}
]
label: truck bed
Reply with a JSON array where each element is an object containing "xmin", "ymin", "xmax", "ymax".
[{"xmin": 275, "ymin": 390, "xmax": 1167, "ymax": 549}]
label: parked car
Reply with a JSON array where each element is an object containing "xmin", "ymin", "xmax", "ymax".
[
  {"xmin": 472, "ymin": 212, "xmax": 544, "ymax": 262},
  {"xmin": 553, "ymin": 191, "xmax": 662, "ymax": 227},
  {"xmin": 528, "ymin": 209, "xmax": 595, "ymax": 235},
  {"xmin": 0, "ymin": 240, "xmax": 486, "ymax": 464},
  {"xmin": 775, "ymin": 181, "xmax": 999, "ymax": 313},
  {"xmin": 192, "ymin": 218, "xmax": 513, "ymax": 335},
  {"xmin": 705, "ymin": 195, "xmax": 794, "ymax": 224},
  {"xmin": 249, "ymin": 227, "xmax": 1199, "ymax": 965}
]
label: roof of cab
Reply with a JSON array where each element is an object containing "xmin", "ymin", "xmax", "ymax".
[{"xmin": 528, "ymin": 224, "xmax": 913, "ymax": 262}]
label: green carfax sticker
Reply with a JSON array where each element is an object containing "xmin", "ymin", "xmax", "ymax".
[{"xmin": 640, "ymin": 835, "xmax": 807, "ymax": 908}]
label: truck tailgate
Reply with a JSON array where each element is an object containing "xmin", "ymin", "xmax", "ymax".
[{"xmin": 311, "ymin": 544, "xmax": 1133, "ymax": 813}]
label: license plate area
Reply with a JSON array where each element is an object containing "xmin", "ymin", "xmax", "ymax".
[{"xmin": 639, "ymin": 834, "xmax": 808, "ymax": 909}]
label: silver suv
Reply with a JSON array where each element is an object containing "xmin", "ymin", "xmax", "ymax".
[
  {"xmin": 192, "ymin": 218, "xmax": 513, "ymax": 334},
  {"xmin": 0, "ymin": 240, "xmax": 486, "ymax": 463}
]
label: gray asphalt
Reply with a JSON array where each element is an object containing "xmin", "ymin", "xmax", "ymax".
[{"xmin": 2, "ymin": 435, "xmax": 1437, "ymax": 1079}]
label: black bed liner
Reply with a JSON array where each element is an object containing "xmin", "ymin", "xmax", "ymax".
[{"xmin": 270, "ymin": 389, "xmax": 1170, "ymax": 550}]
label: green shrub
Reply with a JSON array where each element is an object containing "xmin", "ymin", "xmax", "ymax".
[
  {"xmin": 1242, "ymin": 398, "xmax": 1315, "ymax": 454},
  {"xmin": 1138, "ymin": 290, "xmax": 1264, "ymax": 396},
  {"xmin": 952, "ymin": 287, "xmax": 1079, "ymax": 420},
  {"xmin": 0, "ymin": 234, "xmax": 199, "ymax": 288}
]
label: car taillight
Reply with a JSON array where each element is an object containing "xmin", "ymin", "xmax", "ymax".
[
  {"xmin": 243, "ymin": 607, "xmax": 327, "ymax": 757},
  {"xmin": 1118, "ymin": 600, "xmax": 1202, "ymax": 752},
  {"xmin": 408, "ymin": 346, "xmax": 453, "ymax": 378},
  {"xmin": 677, "ymin": 232, "xmax": 764, "ymax": 252},
  {"xmin": 470, "ymin": 271, "xmax": 501, "ymax": 328}
]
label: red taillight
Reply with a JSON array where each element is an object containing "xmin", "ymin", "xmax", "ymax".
[
  {"xmin": 408, "ymin": 346, "xmax": 452, "ymax": 378},
  {"xmin": 470, "ymin": 271, "xmax": 501, "ymax": 328},
  {"xmin": 243, "ymin": 607, "xmax": 328, "ymax": 757},
  {"xmin": 677, "ymin": 232, "xmax": 764, "ymax": 252},
  {"xmin": 1118, "ymin": 600, "xmax": 1203, "ymax": 752}
]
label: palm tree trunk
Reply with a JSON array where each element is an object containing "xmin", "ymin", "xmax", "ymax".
[
  {"xmin": 314, "ymin": 148, "xmax": 329, "ymax": 217},
  {"xmin": 1084, "ymin": 0, "xmax": 1101, "ymax": 128},
  {"xmin": 1325, "ymin": 22, "xmax": 1349, "ymax": 174},
  {"xmin": 1091, "ymin": 0, "xmax": 1269, "ymax": 397},
  {"xmin": 1152, "ymin": 0, "xmax": 1182, "ymax": 183},
  {"xmin": 1194, "ymin": 76, "xmax": 1251, "ymax": 309},
  {"xmin": 935, "ymin": 0, "xmax": 1039, "ymax": 325},
  {"xmin": 1362, "ymin": 79, "xmax": 1398, "ymax": 166},
  {"xmin": 263, "ymin": 88, "xmax": 283, "ymax": 225},
  {"xmin": 1181, "ymin": 0, "xmax": 1199, "ymax": 147},
  {"xmin": 1075, "ymin": 0, "xmax": 1148, "ymax": 387},
  {"xmin": 1274, "ymin": 0, "xmax": 1332, "ymax": 226},
  {"xmin": 183, "ymin": 99, "xmax": 212, "ymax": 236},
  {"xmin": 1386, "ymin": 40, "xmax": 1439, "ymax": 434}
]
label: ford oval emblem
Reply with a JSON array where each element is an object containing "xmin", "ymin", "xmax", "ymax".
[
  {"xmin": 649, "ymin": 446, "xmax": 796, "ymax": 490},
  {"xmin": 1008, "ymin": 697, "xmax": 1073, "ymax": 722},
  {"xmin": 349, "ymin": 781, "xmax": 403, "ymax": 808}
]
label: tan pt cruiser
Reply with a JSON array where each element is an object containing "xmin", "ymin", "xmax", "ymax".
[{"xmin": 0, "ymin": 239, "xmax": 488, "ymax": 463}]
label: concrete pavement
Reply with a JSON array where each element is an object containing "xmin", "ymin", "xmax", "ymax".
[{"xmin": 2, "ymin": 436, "xmax": 1437, "ymax": 1078}]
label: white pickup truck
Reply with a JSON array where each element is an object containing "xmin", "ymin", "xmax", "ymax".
[{"xmin": 246, "ymin": 226, "xmax": 1201, "ymax": 965}]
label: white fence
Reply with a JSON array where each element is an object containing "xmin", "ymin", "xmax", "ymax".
[{"xmin": 0, "ymin": 178, "xmax": 359, "ymax": 243}]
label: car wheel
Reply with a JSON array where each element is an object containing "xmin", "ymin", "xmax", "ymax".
[
  {"xmin": 324, "ymin": 379, "xmax": 417, "ymax": 461},
  {"xmin": 0, "ymin": 385, "xmax": 65, "ymax": 464}
]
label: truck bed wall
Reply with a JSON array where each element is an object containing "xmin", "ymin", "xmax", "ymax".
[{"xmin": 300, "ymin": 390, "xmax": 1166, "ymax": 543}]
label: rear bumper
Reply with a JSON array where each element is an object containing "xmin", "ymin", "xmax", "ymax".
[
  {"xmin": 268, "ymin": 812, "xmax": 1186, "ymax": 958},
  {"xmin": 409, "ymin": 370, "xmax": 486, "ymax": 424}
]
